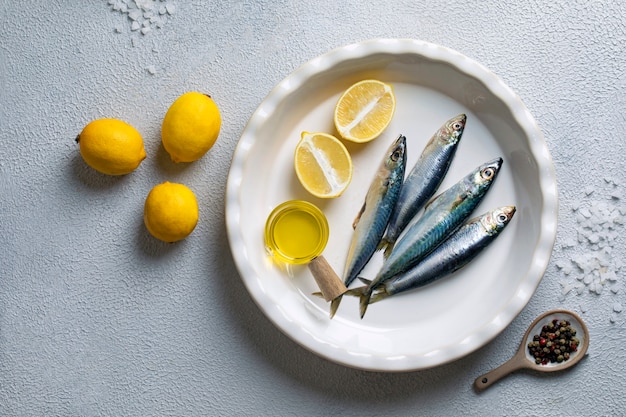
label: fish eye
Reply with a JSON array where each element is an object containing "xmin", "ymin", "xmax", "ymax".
[
  {"xmin": 391, "ymin": 150, "xmax": 401, "ymax": 162},
  {"xmin": 453, "ymin": 122, "xmax": 462, "ymax": 130},
  {"xmin": 481, "ymin": 167, "xmax": 495, "ymax": 179},
  {"xmin": 497, "ymin": 213, "xmax": 508, "ymax": 223}
]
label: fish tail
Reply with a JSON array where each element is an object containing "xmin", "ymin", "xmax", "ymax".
[
  {"xmin": 329, "ymin": 295, "xmax": 343, "ymax": 319},
  {"xmin": 312, "ymin": 292, "xmax": 344, "ymax": 319},
  {"xmin": 370, "ymin": 288, "xmax": 390, "ymax": 304},
  {"xmin": 359, "ymin": 288, "xmax": 373, "ymax": 319},
  {"xmin": 344, "ymin": 286, "xmax": 367, "ymax": 296},
  {"xmin": 357, "ymin": 278, "xmax": 390, "ymax": 304},
  {"xmin": 382, "ymin": 240, "xmax": 395, "ymax": 259}
]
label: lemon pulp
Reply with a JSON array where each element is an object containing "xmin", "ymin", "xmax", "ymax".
[{"xmin": 294, "ymin": 132, "xmax": 353, "ymax": 198}]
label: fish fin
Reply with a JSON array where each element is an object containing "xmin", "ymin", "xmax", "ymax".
[
  {"xmin": 357, "ymin": 277, "xmax": 372, "ymax": 285},
  {"xmin": 344, "ymin": 285, "xmax": 369, "ymax": 297},
  {"xmin": 359, "ymin": 289, "xmax": 372, "ymax": 319},
  {"xmin": 352, "ymin": 202, "xmax": 366, "ymax": 229},
  {"xmin": 329, "ymin": 295, "xmax": 343, "ymax": 319},
  {"xmin": 382, "ymin": 240, "xmax": 395, "ymax": 259},
  {"xmin": 451, "ymin": 193, "xmax": 468, "ymax": 210},
  {"xmin": 344, "ymin": 287, "xmax": 363, "ymax": 296}
]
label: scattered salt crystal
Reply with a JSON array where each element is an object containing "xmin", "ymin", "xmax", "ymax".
[
  {"xmin": 109, "ymin": 0, "xmax": 174, "ymax": 33},
  {"xmin": 614, "ymin": 303, "xmax": 623, "ymax": 313},
  {"xmin": 610, "ymin": 314, "xmax": 617, "ymax": 323},
  {"xmin": 146, "ymin": 65, "xmax": 156, "ymax": 74},
  {"xmin": 128, "ymin": 9, "xmax": 142, "ymax": 20},
  {"xmin": 114, "ymin": 25, "xmax": 123, "ymax": 33},
  {"xmin": 560, "ymin": 280, "xmax": 574, "ymax": 295},
  {"xmin": 579, "ymin": 207, "xmax": 592, "ymax": 218},
  {"xmin": 594, "ymin": 283, "xmax": 603, "ymax": 295},
  {"xmin": 580, "ymin": 304, "xmax": 588, "ymax": 313},
  {"xmin": 584, "ymin": 186, "xmax": 595, "ymax": 196},
  {"xmin": 141, "ymin": 26, "xmax": 151, "ymax": 35}
]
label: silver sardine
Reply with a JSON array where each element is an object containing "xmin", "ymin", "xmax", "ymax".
[
  {"xmin": 359, "ymin": 157, "xmax": 503, "ymax": 317},
  {"xmin": 380, "ymin": 114, "xmax": 466, "ymax": 257},
  {"xmin": 369, "ymin": 205, "xmax": 516, "ymax": 304},
  {"xmin": 329, "ymin": 135, "xmax": 407, "ymax": 318}
]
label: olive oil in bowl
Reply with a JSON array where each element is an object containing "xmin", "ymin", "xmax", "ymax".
[
  {"xmin": 264, "ymin": 200, "xmax": 346, "ymax": 301},
  {"xmin": 264, "ymin": 200, "xmax": 329, "ymax": 264}
]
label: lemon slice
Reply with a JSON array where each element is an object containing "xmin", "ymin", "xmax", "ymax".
[
  {"xmin": 294, "ymin": 132, "xmax": 353, "ymax": 198},
  {"xmin": 333, "ymin": 79, "xmax": 396, "ymax": 143}
]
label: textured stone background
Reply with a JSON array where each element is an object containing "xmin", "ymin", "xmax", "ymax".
[{"xmin": 1, "ymin": 1, "xmax": 625, "ymax": 416}]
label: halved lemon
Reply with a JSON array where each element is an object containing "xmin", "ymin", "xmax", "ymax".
[
  {"xmin": 333, "ymin": 79, "xmax": 396, "ymax": 143},
  {"xmin": 294, "ymin": 132, "xmax": 353, "ymax": 198}
]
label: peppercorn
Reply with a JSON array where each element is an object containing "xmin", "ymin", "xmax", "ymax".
[{"xmin": 527, "ymin": 318, "xmax": 580, "ymax": 366}]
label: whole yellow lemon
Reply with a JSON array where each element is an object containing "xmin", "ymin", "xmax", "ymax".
[
  {"xmin": 161, "ymin": 92, "xmax": 221, "ymax": 163},
  {"xmin": 144, "ymin": 182, "xmax": 199, "ymax": 242},
  {"xmin": 76, "ymin": 118, "xmax": 146, "ymax": 175}
]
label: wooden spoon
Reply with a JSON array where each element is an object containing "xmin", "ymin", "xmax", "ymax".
[{"xmin": 474, "ymin": 309, "xmax": 589, "ymax": 392}]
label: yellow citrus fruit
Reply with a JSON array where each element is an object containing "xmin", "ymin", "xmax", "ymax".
[
  {"xmin": 333, "ymin": 79, "xmax": 396, "ymax": 143},
  {"xmin": 143, "ymin": 182, "xmax": 199, "ymax": 242},
  {"xmin": 294, "ymin": 132, "xmax": 353, "ymax": 198},
  {"xmin": 161, "ymin": 92, "xmax": 221, "ymax": 163},
  {"xmin": 76, "ymin": 118, "xmax": 146, "ymax": 175}
]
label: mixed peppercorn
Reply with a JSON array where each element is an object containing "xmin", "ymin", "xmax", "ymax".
[{"xmin": 527, "ymin": 318, "xmax": 580, "ymax": 365}]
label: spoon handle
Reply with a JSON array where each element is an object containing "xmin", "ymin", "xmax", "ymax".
[{"xmin": 474, "ymin": 352, "xmax": 526, "ymax": 392}]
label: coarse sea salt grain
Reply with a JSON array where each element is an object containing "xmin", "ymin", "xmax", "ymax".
[
  {"xmin": 557, "ymin": 183, "xmax": 624, "ymax": 322},
  {"xmin": 108, "ymin": 0, "xmax": 175, "ymax": 36}
]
